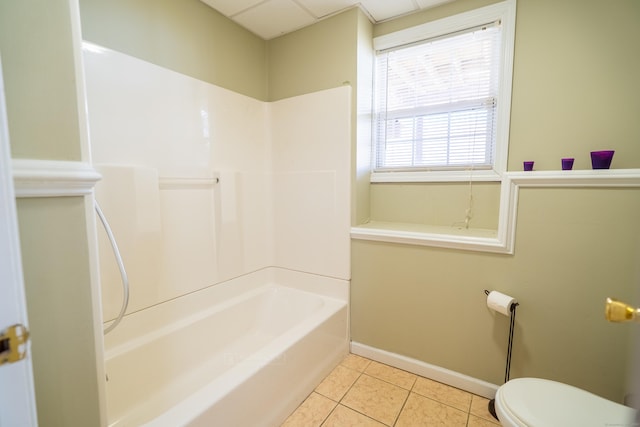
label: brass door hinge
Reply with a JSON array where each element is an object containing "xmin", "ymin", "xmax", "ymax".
[{"xmin": 0, "ymin": 324, "xmax": 30, "ymax": 366}]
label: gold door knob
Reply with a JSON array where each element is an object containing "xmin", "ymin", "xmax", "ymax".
[{"xmin": 605, "ymin": 298, "xmax": 640, "ymax": 323}]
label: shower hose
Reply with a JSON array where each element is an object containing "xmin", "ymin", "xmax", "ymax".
[{"xmin": 95, "ymin": 201, "xmax": 130, "ymax": 335}]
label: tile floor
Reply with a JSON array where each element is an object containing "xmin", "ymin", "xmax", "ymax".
[{"xmin": 281, "ymin": 354, "xmax": 501, "ymax": 427}]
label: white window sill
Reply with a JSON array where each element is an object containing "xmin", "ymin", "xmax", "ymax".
[{"xmin": 351, "ymin": 221, "xmax": 502, "ymax": 253}]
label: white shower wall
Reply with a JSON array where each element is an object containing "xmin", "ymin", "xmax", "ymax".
[
  {"xmin": 82, "ymin": 43, "xmax": 351, "ymax": 321},
  {"xmin": 271, "ymin": 89, "xmax": 351, "ymax": 280}
]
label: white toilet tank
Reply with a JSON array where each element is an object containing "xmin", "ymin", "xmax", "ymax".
[{"xmin": 495, "ymin": 378, "xmax": 637, "ymax": 427}]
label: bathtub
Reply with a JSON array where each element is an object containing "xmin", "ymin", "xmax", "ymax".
[{"xmin": 103, "ymin": 268, "xmax": 349, "ymax": 426}]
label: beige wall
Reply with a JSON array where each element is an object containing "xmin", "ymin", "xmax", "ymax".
[
  {"xmin": 370, "ymin": 182, "xmax": 501, "ymax": 230},
  {"xmin": 353, "ymin": 186, "xmax": 640, "ymax": 401},
  {"xmin": 79, "ymin": 0, "xmax": 268, "ymax": 101},
  {"xmin": 17, "ymin": 197, "xmax": 103, "ymax": 426},
  {"xmin": 0, "ymin": 0, "xmax": 104, "ymax": 425},
  {"xmin": 351, "ymin": 0, "xmax": 640, "ymax": 402},
  {"xmin": 508, "ymin": 0, "xmax": 640, "ymax": 171},
  {"xmin": 267, "ymin": 8, "xmax": 359, "ymax": 102},
  {"xmin": 0, "ymin": 0, "xmax": 83, "ymax": 160}
]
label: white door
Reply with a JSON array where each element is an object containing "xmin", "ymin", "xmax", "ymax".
[{"xmin": 0, "ymin": 56, "xmax": 38, "ymax": 426}]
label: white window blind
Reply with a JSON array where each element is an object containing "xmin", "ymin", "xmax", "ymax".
[{"xmin": 374, "ymin": 22, "xmax": 502, "ymax": 172}]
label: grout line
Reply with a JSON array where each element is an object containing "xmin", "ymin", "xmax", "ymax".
[
  {"xmin": 359, "ymin": 372, "xmax": 413, "ymax": 392},
  {"xmin": 297, "ymin": 354, "xmax": 499, "ymax": 427},
  {"xmin": 390, "ymin": 391, "xmax": 411, "ymax": 426},
  {"xmin": 338, "ymin": 365, "xmax": 410, "ymax": 426},
  {"xmin": 351, "ymin": 407, "xmax": 394, "ymax": 427},
  {"xmin": 337, "ymin": 365, "xmax": 364, "ymax": 404},
  {"xmin": 318, "ymin": 401, "xmax": 338, "ymax": 427},
  {"xmin": 351, "ymin": 356, "xmax": 465, "ymax": 425}
]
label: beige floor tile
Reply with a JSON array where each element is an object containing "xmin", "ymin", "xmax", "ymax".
[
  {"xmin": 281, "ymin": 392, "xmax": 337, "ymax": 427},
  {"xmin": 340, "ymin": 353, "xmax": 371, "ymax": 372},
  {"xmin": 469, "ymin": 395, "xmax": 500, "ymax": 424},
  {"xmin": 395, "ymin": 392, "xmax": 468, "ymax": 427},
  {"xmin": 321, "ymin": 405, "xmax": 387, "ymax": 427},
  {"xmin": 315, "ymin": 364, "xmax": 361, "ymax": 401},
  {"xmin": 364, "ymin": 361, "xmax": 417, "ymax": 390},
  {"xmin": 467, "ymin": 413, "xmax": 502, "ymax": 427},
  {"xmin": 341, "ymin": 374, "xmax": 409, "ymax": 426},
  {"xmin": 284, "ymin": 355, "xmax": 501, "ymax": 427},
  {"xmin": 411, "ymin": 377, "xmax": 472, "ymax": 411}
]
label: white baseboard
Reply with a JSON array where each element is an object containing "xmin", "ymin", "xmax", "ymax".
[{"xmin": 350, "ymin": 341, "xmax": 499, "ymax": 399}]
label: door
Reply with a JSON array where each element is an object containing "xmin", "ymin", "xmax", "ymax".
[{"xmin": 0, "ymin": 56, "xmax": 38, "ymax": 426}]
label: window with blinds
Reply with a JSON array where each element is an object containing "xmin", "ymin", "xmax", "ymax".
[{"xmin": 372, "ymin": 0, "xmax": 515, "ymax": 178}]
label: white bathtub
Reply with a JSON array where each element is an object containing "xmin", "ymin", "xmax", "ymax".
[{"xmin": 103, "ymin": 268, "xmax": 349, "ymax": 426}]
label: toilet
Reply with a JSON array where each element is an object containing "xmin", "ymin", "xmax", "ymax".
[{"xmin": 494, "ymin": 378, "xmax": 637, "ymax": 426}]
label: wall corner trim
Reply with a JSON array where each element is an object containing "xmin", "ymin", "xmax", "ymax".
[
  {"xmin": 12, "ymin": 159, "xmax": 101, "ymax": 198},
  {"xmin": 352, "ymin": 169, "xmax": 640, "ymax": 254},
  {"xmin": 500, "ymin": 169, "xmax": 640, "ymax": 253}
]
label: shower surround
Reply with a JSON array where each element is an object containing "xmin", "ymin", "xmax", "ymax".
[{"xmin": 83, "ymin": 42, "xmax": 351, "ymax": 425}]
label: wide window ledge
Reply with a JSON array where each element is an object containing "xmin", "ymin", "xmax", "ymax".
[
  {"xmin": 354, "ymin": 169, "xmax": 640, "ymax": 254},
  {"xmin": 507, "ymin": 168, "xmax": 640, "ymax": 187},
  {"xmin": 351, "ymin": 221, "xmax": 503, "ymax": 253}
]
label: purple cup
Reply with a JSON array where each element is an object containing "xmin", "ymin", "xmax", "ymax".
[
  {"xmin": 561, "ymin": 158, "xmax": 574, "ymax": 170},
  {"xmin": 590, "ymin": 150, "xmax": 615, "ymax": 169},
  {"xmin": 523, "ymin": 161, "xmax": 534, "ymax": 171}
]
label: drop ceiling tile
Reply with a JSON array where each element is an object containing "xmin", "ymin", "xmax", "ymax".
[
  {"xmin": 360, "ymin": 0, "xmax": 418, "ymax": 22},
  {"xmin": 416, "ymin": 0, "xmax": 455, "ymax": 9},
  {"xmin": 295, "ymin": 0, "xmax": 359, "ymax": 19},
  {"xmin": 199, "ymin": 0, "xmax": 263, "ymax": 17},
  {"xmin": 233, "ymin": 0, "xmax": 316, "ymax": 39}
]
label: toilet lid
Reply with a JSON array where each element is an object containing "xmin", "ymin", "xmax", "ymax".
[{"xmin": 496, "ymin": 378, "xmax": 637, "ymax": 427}]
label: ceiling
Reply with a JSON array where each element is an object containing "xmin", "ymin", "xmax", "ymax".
[{"xmin": 200, "ymin": 0, "xmax": 455, "ymax": 40}]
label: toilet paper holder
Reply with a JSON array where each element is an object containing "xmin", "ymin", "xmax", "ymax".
[
  {"xmin": 484, "ymin": 289, "xmax": 519, "ymax": 421},
  {"xmin": 484, "ymin": 290, "xmax": 519, "ymax": 382},
  {"xmin": 484, "ymin": 289, "xmax": 519, "ymax": 314}
]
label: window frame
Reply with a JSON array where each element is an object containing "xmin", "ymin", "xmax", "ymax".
[{"xmin": 370, "ymin": 0, "xmax": 517, "ymax": 183}]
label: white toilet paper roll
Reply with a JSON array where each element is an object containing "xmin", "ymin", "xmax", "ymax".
[{"xmin": 487, "ymin": 291, "xmax": 517, "ymax": 316}]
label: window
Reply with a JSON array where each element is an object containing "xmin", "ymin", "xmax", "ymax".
[{"xmin": 372, "ymin": 0, "xmax": 516, "ymax": 182}]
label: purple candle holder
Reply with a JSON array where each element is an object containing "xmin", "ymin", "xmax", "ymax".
[
  {"xmin": 561, "ymin": 158, "xmax": 574, "ymax": 170},
  {"xmin": 590, "ymin": 150, "xmax": 615, "ymax": 169},
  {"xmin": 523, "ymin": 161, "xmax": 534, "ymax": 171}
]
